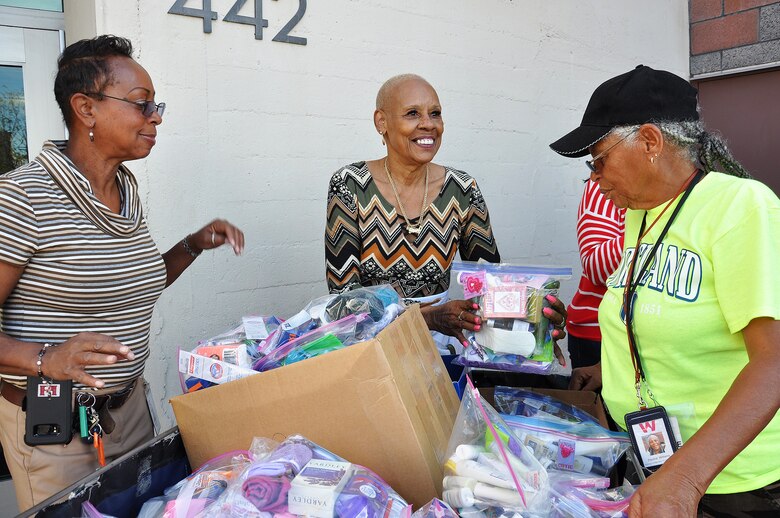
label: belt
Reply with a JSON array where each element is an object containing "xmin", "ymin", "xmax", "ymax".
[
  {"xmin": 0, "ymin": 379, "xmax": 137, "ymax": 411},
  {"xmin": 0, "ymin": 381, "xmax": 25, "ymax": 407}
]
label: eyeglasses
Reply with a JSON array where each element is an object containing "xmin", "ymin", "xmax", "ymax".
[
  {"xmin": 84, "ymin": 92, "xmax": 166, "ymax": 118},
  {"xmin": 585, "ymin": 129, "xmax": 637, "ymax": 172}
]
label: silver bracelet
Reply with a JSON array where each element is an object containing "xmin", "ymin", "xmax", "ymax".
[
  {"xmin": 36, "ymin": 343, "xmax": 54, "ymax": 379},
  {"xmin": 182, "ymin": 235, "xmax": 202, "ymax": 258}
]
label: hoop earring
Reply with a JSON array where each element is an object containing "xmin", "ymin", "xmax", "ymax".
[
  {"xmin": 89, "ymin": 128, "xmax": 94, "ymax": 142},
  {"xmin": 650, "ymin": 154, "xmax": 657, "ymax": 164}
]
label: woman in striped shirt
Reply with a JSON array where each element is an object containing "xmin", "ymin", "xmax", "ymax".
[
  {"xmin": 0, "ymin": 35, "xmax": 244, "ymax": 511},
  {"xmin": 566, "ymin": 179, "xmax": 624, "ymax": 370}
]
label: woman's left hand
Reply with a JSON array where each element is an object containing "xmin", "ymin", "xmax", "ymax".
[
  {"xmin": 543, "ymin": 294, "xmax": 568, "ymax": 366},
  {"xmin": 190, "ymin": 219, "xmax": 245, "ymax": 255},
  {"xmin": 627, "ymin": 465, "xmax": 702, "ymax": 517}
]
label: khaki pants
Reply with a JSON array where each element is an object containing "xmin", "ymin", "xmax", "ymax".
[{"xmin": 0, "ymin": 378, "xmax": 154, "ymax": 513}]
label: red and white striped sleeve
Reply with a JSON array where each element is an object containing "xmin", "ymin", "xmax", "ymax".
[{"xmin": 576, "ymin": 180, "xmax": 626, "ymax": 286}]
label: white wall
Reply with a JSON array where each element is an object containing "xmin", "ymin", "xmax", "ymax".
[{"xmin": 65, "ymin": 0, "xmax": 689, "ymax": 427}]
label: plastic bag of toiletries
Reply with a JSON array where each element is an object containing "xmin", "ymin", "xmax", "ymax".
[
  {"xmin": 179, "ymin": 315, "xmax": 282, "ymax": 393},
  {"xmin": 450, "ymin": 262, "xmax": 572, "ymax": 374},
  {"xmin": 500, "ymin": 413, "xmax": 630, "ymax": 477},
  {"xmin": 257, "ymin": 309, "xmax": 319, "ymax": 357},
  {"xmin": 493, "ymin": 387, "xmax": 602, "ymax": 427},
  {"xmin": 304, "ymin": 284, "xmax": 406, "ymax": 339},
  {"xmin": 411, "ymin": 498, "xmax": 459, "ymax": 518},
  {"xmin": 443, "ymin": 375, "xmax": 550, "ymax": 516},
  {"xmin": 549, "ymin": 475, "xmax": 635, "ymax": 518},
  {"xmin": 135, "ymin": 449, "xmax": 252, "ymax": 518},
  {"xmin": 252, "ymin": 313, "xmax": 365, "ymax": 372},
  {"xmin": 201, "ymin": 434, "xmax": 409, "ymax": 518},
  {"xmin": 563, "ymin": 484, "xmax": 634, "ymax": 517}
]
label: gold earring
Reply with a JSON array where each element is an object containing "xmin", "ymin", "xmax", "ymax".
[
  {"xmin": 650, "ymin": 154, "xmax": 657, "ymax": 164},
  {"xmin": 380, "ymin": 131, "xmax": 385, "ymax": 146}
]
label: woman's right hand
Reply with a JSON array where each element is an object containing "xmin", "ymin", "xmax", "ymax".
[
  {"xmin": 569, "ymin": 362, "xmax": 602, "ymax": 391},
  {"xmin": 421, "ymin": 299, "xmax": 482, "ymax": 348},
  {"xmin": 43, "ymin": 333, "xmax": 135, "ymax": 388}
]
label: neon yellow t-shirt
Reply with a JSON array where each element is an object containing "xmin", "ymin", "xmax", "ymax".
[{"xmin": 599, "ymin": 172, "xmax": 780, "ymax": 493}]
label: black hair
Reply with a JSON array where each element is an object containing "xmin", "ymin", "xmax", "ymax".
[{"xmin": 53, "ymin": 35, "xmax": 134, "ymax": 127}]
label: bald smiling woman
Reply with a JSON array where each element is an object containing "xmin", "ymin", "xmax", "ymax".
[{"xmin": 325, "ymin": 74, "xmax": 567, "ymax": 353}]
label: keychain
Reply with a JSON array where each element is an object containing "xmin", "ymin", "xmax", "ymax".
[
  {"xmin": 76, "ymin": 392, "xmax": 96, "ymax": 440},
  {"xmin": 93, "ymin": 428, "xmax": 105, "ymax": 467}
]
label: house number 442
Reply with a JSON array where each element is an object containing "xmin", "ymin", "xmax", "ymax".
[{"xmin": 168, "ymin": 0, "xmax": 307, "ymax": 45}]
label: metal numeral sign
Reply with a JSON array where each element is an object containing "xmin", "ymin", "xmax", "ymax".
[{"xmin": 168, "ymin": 0, "xmax": 307, "ymax": 45}]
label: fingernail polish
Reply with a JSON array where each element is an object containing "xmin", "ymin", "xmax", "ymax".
[
  {"xmin": 472, "ymin": 303, "xmax": 479, "ymax": 309},
  {"xmin": 475, "ymin": 317, "xmax": 482, "ymax": 324},
  {"xmin": 462, "ymin": 341, "xmax": 469, "ymax": 347},
  {"xmin": 474, "ymin": 325, "xmax": 481, "ymax": 331},
  {"xmin": 545, "ymin": 295, "xmax": 556, "ymax": 302},
  {"xmin": 543, "ymin": 307, "xmax": 552, "ymax": 316}
]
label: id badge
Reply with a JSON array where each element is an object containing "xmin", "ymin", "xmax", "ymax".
[{"xmin": 624, "ymin": 406, "xmax": 678, "ymax": 473}]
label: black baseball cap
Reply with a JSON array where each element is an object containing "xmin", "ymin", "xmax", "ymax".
[{"xmin": 549, "ymin": 65, "xmax": 699, "ymax": 158}]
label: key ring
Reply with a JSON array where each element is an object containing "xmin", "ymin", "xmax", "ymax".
[{"xmin": 76, "ymin": 392, "xmax": 96, "ymax": 407}]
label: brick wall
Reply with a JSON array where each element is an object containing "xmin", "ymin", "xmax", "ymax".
[{"xmin": 690, "ymin": 0, "xmax": 780, "ymax": 75}]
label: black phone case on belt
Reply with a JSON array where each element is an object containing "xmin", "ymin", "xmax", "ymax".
[{"xmin": 24, "ymin": 376, "xmax": 73, "ymax": 446}]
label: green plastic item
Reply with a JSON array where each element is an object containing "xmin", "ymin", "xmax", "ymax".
[{"xmin": 281, "ymin": 333, "xmax": 344, "ymax": 365}]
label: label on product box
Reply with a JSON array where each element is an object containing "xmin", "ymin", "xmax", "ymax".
[
  {"xmin": 483, "ymin": 285, "xmax": 528, "ymax": 318},
  {"xmin": 288, "ymin": 460, "xmax": 353, "ymax": 518},
  {"xmin": 243, "ymin": 316, "xmax": 272, "ymax": 340},
  {"xmin": 178, "ymin": 350, "xmax": 258, "ymax": 384},
  {"xmin": 195, "ymin": 343, "xmax": 251, "ymax": 367},
  {"xmin": 556, "ymin": 439, "xmax": 576, "ymax": 469}
]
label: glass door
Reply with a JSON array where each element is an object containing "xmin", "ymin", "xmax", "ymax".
[
  {"xmin": 0, "ymin": 25, "xmax": 65, "ymax": 174},
  {"xmin": 0, "ymin": 65, "xmax": 27, "ymax": 172}
]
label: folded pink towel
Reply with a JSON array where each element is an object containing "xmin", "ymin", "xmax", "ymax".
[{"xmin": 243, "ymin": 475, "xmax": 291, "ymax": 513}]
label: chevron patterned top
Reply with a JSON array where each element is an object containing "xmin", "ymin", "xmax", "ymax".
[{"xmin": 326, "ymin": 161, "xmax": 500, "ymax": 298}]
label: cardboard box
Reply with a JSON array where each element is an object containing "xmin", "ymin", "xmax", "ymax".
[
  {"xmin": 170, "ymin": 305, "xmax": 460, "ymax": 508},
  {"xmin": 478, "ymin": 387, "xmax": 609, "ymax": 428}
]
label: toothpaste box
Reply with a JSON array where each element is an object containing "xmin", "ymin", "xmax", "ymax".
[
  {"xmin": 288, "ymin": 459, "xmax": 353, "ymax": 518},
  {"xmin": 178, "ymin": 350, "xmax": 258, "ymax": 385}
]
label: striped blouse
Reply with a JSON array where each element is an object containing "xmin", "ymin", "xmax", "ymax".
[
  {"xmin": 0, "ymin": 141, "xmax": 167, "ymax": 389},
  {"xmin": 325, "ymin": 162, "xmax": 500, "ymax": 298},
  {"xmin": 567, "ymin": 179, "xmax": 625, "ymax": 341}
]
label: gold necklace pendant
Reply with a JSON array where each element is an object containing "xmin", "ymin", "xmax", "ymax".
[{"xmin": 384, "ymin": 158, "xmax": 429, "ymax": 238}]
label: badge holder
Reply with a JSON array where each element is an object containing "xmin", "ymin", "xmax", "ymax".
[
  {"xmin": 24, "ymin": 375, "xmax": 73, "ymax": 446},
  {"xmin": 624, "ymin": 405, "xmax": 678, "ymax": 475}
]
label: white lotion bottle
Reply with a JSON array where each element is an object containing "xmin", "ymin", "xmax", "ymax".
[
  {"xmin": 443, "ymin": 487, "xmax": 475, "ymax": 508},
  {"xmin": 445, "ymin": 459, "xmax": 515, "ymax": 489}
]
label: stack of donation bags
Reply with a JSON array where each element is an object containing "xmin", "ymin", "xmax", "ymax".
[
  {"xmin": 82, "ymin": 434, "xmax": 459, "ymax": 518},
  {"xmin": 443, "ymin": 381, "xmax": 635, "ymax": 518},
  {"xmin": 178, "ymin": 285, "xmax": 405, "ymax": 392}
]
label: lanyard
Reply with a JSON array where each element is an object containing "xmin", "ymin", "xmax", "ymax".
[{"xmin": 623, "ymin": 169, "xmax": 704, "ymax": 409}]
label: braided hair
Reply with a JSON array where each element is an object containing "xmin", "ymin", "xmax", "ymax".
[{"xmin": 614, "ymin": 121, "xmax": 751, "ymax": 178}]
